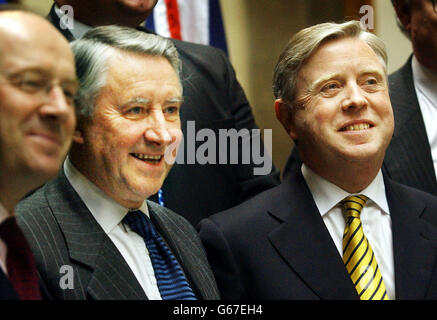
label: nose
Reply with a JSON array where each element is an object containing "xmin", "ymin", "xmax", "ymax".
[
  {"xmin": 144, "ymin": 110, "xmax": 172, "ymax": 146},
  {"xmin": 341, "ymin": 83, "xmax": 368, "ymax": 112},
  {"xmin": 39, "ymin": 85, "xmax": 74, "ymax": 122}
]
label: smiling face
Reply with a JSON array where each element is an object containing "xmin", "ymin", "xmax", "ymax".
[
  {"xmin": 0, "ymin": 13, "xmax": 77, "ymax": 205},
  {"xmin": 289, "ymin": 37, "xmax": 394, "ymax": 178},
  {"xmin": 70, "ymin": 52, "xmax": 182, "ymax": 208}
]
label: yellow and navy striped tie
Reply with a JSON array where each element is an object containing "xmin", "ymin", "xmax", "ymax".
[{"xmin": 341, "ymin": 195, "xmax": 388, "ymax": 300}]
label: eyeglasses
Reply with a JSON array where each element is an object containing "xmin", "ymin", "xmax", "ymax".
[{"xmin": 0, "ymin": 69, "xmax": 79, "ymax": 104}]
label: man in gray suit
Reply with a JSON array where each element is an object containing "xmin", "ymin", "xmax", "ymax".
[
  {"xmin": 16, "ymin": 26, "xmax": 219, "ymax": 300},
  {"xmin": 48, "ymin": 0, "xmax": 280, "ymax": 227},
  {"xmin": 382, "ymin": 0, "xmax": 437, "ymax": 195}
]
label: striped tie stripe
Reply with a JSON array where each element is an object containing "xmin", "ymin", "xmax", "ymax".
[
  {"xmin": 124, "ymin": 211, "xmax": 196, "ymax": 300},
  {"xmin": 341, "ymin": 195, "xmax": 388, "ymax": 300}
]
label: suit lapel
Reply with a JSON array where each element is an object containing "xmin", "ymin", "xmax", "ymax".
[
  {"xmin": 384, "ymin": 57, "xmax": 437, "ymax": 195},
  {"xmin": 267, "ymin": 171, "xmax": 359, "ymax": 299},
  {"xmin": 45, "ymin": 172, "xmax": 146, "ymax": 300},
  {"xmin": 385, "ymin": 177, "xmax": 437, "ymax": 299}
]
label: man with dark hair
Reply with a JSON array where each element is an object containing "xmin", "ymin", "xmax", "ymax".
[
  {"xmin": 48, "ymin": 0, "xmax": 280, "ymax": 227},
  {"xmin": 382, "ymin": 0, "xmax": 437, "ymax": 195},
  {"xmin": 0, "ymin": 9, "xmax": 77, "ymax": 299}
]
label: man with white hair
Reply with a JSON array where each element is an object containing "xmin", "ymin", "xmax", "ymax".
[
  {"xmin": 16, "ymin": 25, "xmax": 219, "ymax": 300},
  {"xmin": 47, "ymin": 0, "xmax": 280, "ymax": 227}
]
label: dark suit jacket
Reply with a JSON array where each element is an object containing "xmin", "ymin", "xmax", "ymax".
[
  {"xmin": 0, "ymin": 269, "xmax": 18, "ymax": 300},
  {"xmin": 198, "ymin": 166, "xmax": 437, "ymax": 299},
  {"xmin": 383, "ymin": 56, "xmax": 437, "ymax": 196},
  {"xmin": 15, "ymin": 171, "xmax": 220, "ymax": 300},
  {"xmin": 48, "ymin": 6, "xmax": 280, "ymax": 227}
]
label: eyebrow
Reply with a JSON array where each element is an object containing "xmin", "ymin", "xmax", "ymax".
[
  {"xmin": 125, "ymin": 96, "xmax": 184, "ymax": 105},
  {"xmin": 307, "ymin": 72, "xmax": 339, "ymax": 93},
  {"xmin": 166, "ymin": 97, "xmax": 184, "ymax": 104},
  {"xmin": 7, "ymin": 67, "xmax": 79, "ymax": 83},
  {"xmin": 307, "ymin": 68, "xmax": 385, "ymax": 92}
]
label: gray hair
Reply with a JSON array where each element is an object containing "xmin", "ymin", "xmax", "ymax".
[
  {"xmin": 71, "ymin": 25, "xmax": 181, "ymax": 117},
  {"xmin": 272, "ymin": 20, "xmax": 388, "ymax": 112}
]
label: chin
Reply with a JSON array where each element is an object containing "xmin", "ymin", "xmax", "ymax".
[
  {"xmin": 28, "ymin": 157, "xmax": 63, "ymax": 180},
  {"xmin": 119, "ymin": 0, "xmax": 156, "ymax": 13},
  {"xmin": 130, "ymin": 180, "xmax": 165, "ymax": 200}
]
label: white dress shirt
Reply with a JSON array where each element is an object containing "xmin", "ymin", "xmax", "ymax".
[
  {"xmin": 0, "ymin": 201, "xmax": 10, "ymax": 275},
  {"xmin": 301, "ymin": 164, "xmax": 395, "ymax": 299},
  {"xmin": 63, "ymin": 157, "xmax": 162, "ymax": 299},
  {"xmin": 412, "ymin": 56, "xmax": 437, "ymax": 182}
]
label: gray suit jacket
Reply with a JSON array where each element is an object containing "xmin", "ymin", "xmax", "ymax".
[
  {"xmin": 15, "ymin": 172, "xmax": 219, "ymax": 300},
  {"xmin": 383, "ymin": 56, "xmax": 437, "ymax": 195}
]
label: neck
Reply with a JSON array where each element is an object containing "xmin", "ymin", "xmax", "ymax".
[
  {"xmin": 0, "ymin": 182, "xmax": 23, "ymax": 213},
  {"xmin": 75, "ymin": 12, "xmax": 146, "ymax": 28},
  {"xmin": 304, "ymin": 157, "xmax": 382, "ymax": 194},
  {"xmin": 415, "ymin": 53, "xmax": 437, "ymax": 75}
]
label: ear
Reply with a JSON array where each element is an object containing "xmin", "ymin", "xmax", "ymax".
[
  {"xmin": 72, "ymin": 115, "xmax": 89, "ymax": 144},
  {"xmin": 274, "ymin": 99, "xmax": 298, "ymax": 141},
  {"xmin": 72, "ymin": 129, "xmax": 84, "ymax": 144},
  {"xmin": 392, "ymin": 0, "xmax": 412, "ymax": 32}
]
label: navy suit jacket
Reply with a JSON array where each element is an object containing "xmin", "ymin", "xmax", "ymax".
[
  {"xmin": 48, "ymin": 6, "xmax": 280, "ymax": 226},
  {"xmin": 0, "ymin": 269, "xmax": 18, "ymax": 300},
  {"xmin": 198, "ymin": 166, "xmax": 437, "ymax": 299}
]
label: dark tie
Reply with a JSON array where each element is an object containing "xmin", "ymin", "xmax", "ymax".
[
  {"xmin": 0, "ymin": 217, "xmax": 42, "ymax": 300},
  {"xmin": 123, "ymin": 210, "xmax": 196, "ymax": 300}
]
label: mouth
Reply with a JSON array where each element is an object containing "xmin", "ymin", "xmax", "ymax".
[
  {"xmin": 28, "ymin": 131, "xmax": 63, "ymax": 146},
  {"xmin": 339, "ymin": 122, "xmax": 373, "ymax": 132},
  {"xmin": 130, "ymin": 153, "xmax": 164, "ymax": 165}
]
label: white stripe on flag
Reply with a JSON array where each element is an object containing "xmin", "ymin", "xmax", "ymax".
[
  {"xmin": 153, "ymin": 1, "xmax": 170, "ymax": 38},
  {"xmin": 152, "ymin": 0, "xmax": 210, "ymax": 45},
  {"xmin": 177, "ymin": 0, "xmax": 209, "ymax": 45}
]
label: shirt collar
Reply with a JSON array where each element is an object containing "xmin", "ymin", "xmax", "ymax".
[
  {"xmin": 301, "ymin": 164, "xmax": 390, "ymax": 217},
  {"xmin": 63, "ymin": 157, "xmax": 149, "ymax": 234},
  {"xmin": 412, "ymin": 56, "xmax": 437, "ymax": 109},
  {"xmin": 54, "ymin": 4, "xmax": 93, "ymax": 39}
]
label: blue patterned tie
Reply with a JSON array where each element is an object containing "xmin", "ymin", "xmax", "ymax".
[{"xmin": 123, "ymin": 210, "xmax": 197, "ymax": 300}]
